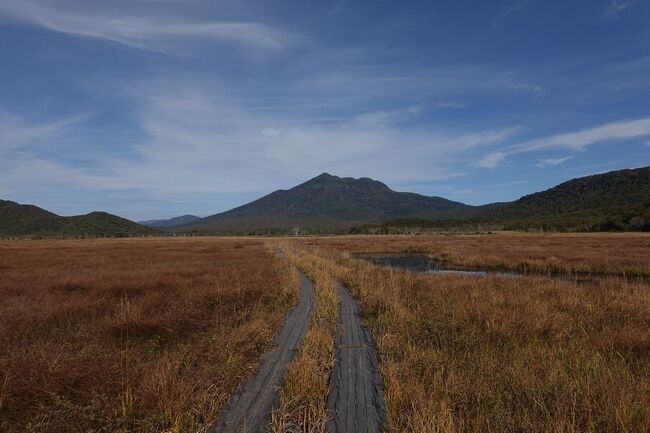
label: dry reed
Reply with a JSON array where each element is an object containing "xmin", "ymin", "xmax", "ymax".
[
  {"xmin": 302, "ymin": 233, "xmax": 650, "ymax": 279},
  {"xmin": 296, "ymin": 244, "xmax": 650, "ymax": 433},
  {"xmin": 0, "ymin": 237, "xmax": 296, "ymax": 433}
]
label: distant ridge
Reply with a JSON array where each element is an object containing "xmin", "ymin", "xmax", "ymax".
[
  {"xmin": 0, "ymin": 200, "xmax": 158, "ymax": 238},
  {"xmin": 140, "ymin": 215, "xmax": 201, "ymax": 228}
]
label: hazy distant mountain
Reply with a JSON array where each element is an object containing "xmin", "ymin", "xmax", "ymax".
[
  {"xmin": 0, "ymin": 200, "xmax": 158, "ymax": 238},
  {"xmin": 177, "ymin": 173, "xmax": 469, "ymax": 233},
  {"xmin": 140, "ymin": 215, "xmax": 201, "ymax": 228}
]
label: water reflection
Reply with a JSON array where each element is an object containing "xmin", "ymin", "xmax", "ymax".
[{"xmin": 359, "ymin": 254, "xmax": 500, "ymax": 277}]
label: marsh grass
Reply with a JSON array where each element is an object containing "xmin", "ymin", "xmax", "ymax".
[
  {"xmin": 304, "ymin": 233, "xmax": 650, "ymax": 279},
  {"xmin": 297, "ymin": 246, "xmax": 650, "ymax": 433},
  {"xmin": 0, "ymin": 238, "xmax": 296, "ymax": 433},
  {"xmin": 271, "ymin": 246, "xmax": 337, "ymax": 433},
  {"xmin": 3, "ymin": 234, "xmax": 648, "ymax": 433}
]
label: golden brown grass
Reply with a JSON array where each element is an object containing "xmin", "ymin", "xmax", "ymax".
[
  {"xmin": 271, "ymin": 245, "xmax": 337, "ymax": 433},
  {"xmin": 302, "ymin": 232, "xmax": 650, "ymax": 278},
  {"xmin": 295, "ymin": 245, "xmax": 650, "ymax": 433},
  {"xmin": 0, "ymin": 237, "xmax": 296, "ymax": 433},
  {"xmin": 3, "ymin": 233, "xmax": 649, "ymax": 433}
]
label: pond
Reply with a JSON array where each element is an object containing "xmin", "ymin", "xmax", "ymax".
[{"xmin": 358, "ymin": 254, "xmax": 508, "ymax": 277}]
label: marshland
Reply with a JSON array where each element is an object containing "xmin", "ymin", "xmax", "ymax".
[
  {"xmin": 1, "ymin": 233, "xmax": 649, "ymax": 432},
  {"xmin": 4, "ymin": 1, "xmax": 650, "ymax": 431}
]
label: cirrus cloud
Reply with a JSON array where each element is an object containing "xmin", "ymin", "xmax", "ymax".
[
  {"xmin": 0, "ymin": 0, "xmax": 300, "ymax": 53},
  {"xmin": 477, "ymin": 117, "xmax": 650, "ymax": 168}
]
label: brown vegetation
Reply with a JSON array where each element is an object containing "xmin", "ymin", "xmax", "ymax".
[
  {"xmin": 303, "ymin": 232, "xmax": 650, "ymax": 278},
  {"xmin": 271, "ymin": 245, "xmax": 337, "ymax": 433},
  {"xmin": 293, "ymin": 243, "xmax": 650, "ymax": 432},
  {"xmin": 3, "ymin": 233, "xmax": 649, "ymax": 433},
  {"xmin": 0, "ymin": 238, "xmax": 296, "ymax": 433}
]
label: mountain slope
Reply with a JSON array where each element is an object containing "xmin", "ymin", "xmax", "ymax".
[
  {"xmin": 140, "ymin": 215, "xmax": 201, "ymax": 228},
  {"xmin": 485, "ymin": 167, "xmax": 650, "ymax": 219},
  {"xmin": 178, "ymin": 173, "xmax": 469, "ymax": 232},
  {"xmin": 0, "ymin": 200, "xmax": 158, "ymax": 238},
  {"xmin": 364, "ymin": 167, "xmax": 650, "ymax": 232},
  {"xmin": 0, "ymin": 200, "xmax": 63, "ymax": 235},
  {"xmin": 64, "ymin": 212, "xmax": 160, "ymax": 237}
]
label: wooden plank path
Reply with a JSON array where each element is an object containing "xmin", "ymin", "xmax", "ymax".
[
  {"xmin": 327, "ymin": 282, "xmax": 386, "ymax": 433},
  {"xmin": 208, "ymin": 272, "xmax": 315, "ymax": 433}
]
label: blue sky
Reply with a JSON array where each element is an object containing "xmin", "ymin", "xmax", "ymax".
[{"xmin": 1, "ymin": 0, "xmax": 649, "ymax": 220}]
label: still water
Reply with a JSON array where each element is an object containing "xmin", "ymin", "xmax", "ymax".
[{"xmin": 359, "ymin": 254, "xmax": 506, "ymax": 277}]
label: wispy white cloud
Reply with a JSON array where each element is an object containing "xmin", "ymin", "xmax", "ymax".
[
  {"xmin": 1, "ymin": 0, "xmax": 647, "ymax": 219},
  {"xmin": 0, "ymin": 109, "xmax": 87, "ymax": 150},
  {"xmin": 535, "ymin": 155, "xmax": 574, "ymax": 168},
  {"xmin": 604, "ymin": 0, "xmax": 640, "ymax": 15},
  {"xmin": 281, "ymin": 52, "xmax": 551, "ymax": 108},
  {"xmin": 476, "ymin": 152, "xmax": 506, "ymax": 168},
  {"xmin": 488, "ymin": 71, "xmax": 545, "ymax": 95},
  {"xmin": 511, "ymin": 117, "xmax": 650, "ymax": 152},
  {"xmin": 0, "ymin": 0, "xmax": 298, "ymax": 52},
  {"xmin": 477, "ymin": 117, "xmax": 650, "ymax": 168},
  {"xmin": 0, "ymin": 109, "xmax": 119, "ymax": 195},
  {"xmin": 352, "ymin": 104, "xmax": 425, "ymax": 128},
  {"xmin": 0, "ymin": 79, "xmax": 523, "ymax": 199},
  {"xmin": 109, "ymin": 84, "xmax": 515, "ymax": 192},
  {"xmin": 0, "ymin": 156, "xmax": 114, "ymax": 195},
  {"xmin": 431, "ymin": 101, "xmax": 468, "ymax": 109}
]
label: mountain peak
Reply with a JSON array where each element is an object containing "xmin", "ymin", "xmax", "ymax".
[
  {"xmin": 310, "ymin": 172, "xmax": 340, "ymax": 182},
  {"xmin": 307, "ymin": 173, "xmax": 389, "ymax": 189}
]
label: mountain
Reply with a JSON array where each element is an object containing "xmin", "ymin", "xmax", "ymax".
[
  {"xmin": 361, "ymin": 167, "xmax": 650, "ymax": 232},
  {"xmin": 176, "ymin": 173, "xmax": 469, "ymax": 233},
  {"xmin": 64, "ymin": 212, "xmax": 159, "ymax": 237},
  {"xmin": 0, "ymin": 200, "xmax": 159, "ymax": 238},
  {"xmin": 485, "ymin": 167, "xmax": 650, "ymax": 219},
  {"xmin": 5, "ymin": 167, "xmax": 648, "ymax": 237},
  {"xmin": 178, "ymin": 167, "xmax": 650, "ymax": 233},
  {"xmin": 140, "ymin": 215, "xmax": 201, "ymax": 228},
  {"xmin": 481, "ymin": 167, "xmax": 650, "ymax": 231},
  {"xmin": 0, "ymin": 200, "xmax": 62, "ymax": 236}
]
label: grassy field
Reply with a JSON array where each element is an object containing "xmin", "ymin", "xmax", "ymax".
[
  {"xmin": 306, "ymin": 232, "xmax": 650, "ymax": 278},
  {"xmin": 292, "ymin": 233, "xmax": 650, "ymax": 432},
  {"xmin": 0, "ymin": 238, "xmax": 296, "ymax": 433},
  {"xmin": 1, "ymin": 233, "xmax": 649, "ymax": 433}
]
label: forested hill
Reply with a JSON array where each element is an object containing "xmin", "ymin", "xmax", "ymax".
[
  {"xmin": 354, "ymin": 167, "xmax": 650, "ymax": 233},
  {"xmin": 0, "ymin": 200, "xmax": 158, "ymax": 238}
]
